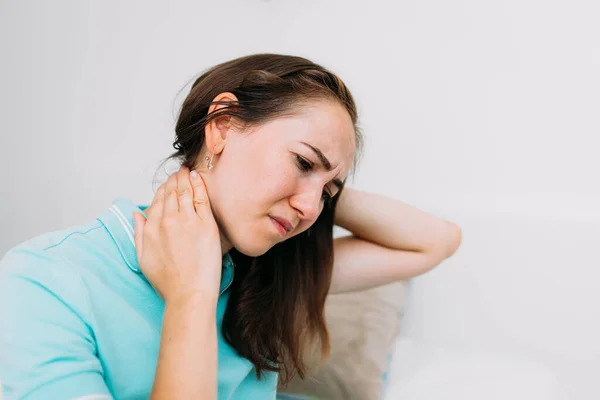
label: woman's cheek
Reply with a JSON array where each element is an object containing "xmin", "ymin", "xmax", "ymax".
[{"xmin": 264, "ymin": 164, "xmax": 298, "ymax": 198}]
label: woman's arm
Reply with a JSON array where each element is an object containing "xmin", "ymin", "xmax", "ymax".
[
  {"xmin": 133, "ymin": 168, "xmax": 225, "ymax": 399},
  {"xmin": 330, "ymin": 188, "xmax": 462, "ymax": 294},
  {"xmin": 151, "ymin": 293, "xmax": 218, "ymax": 399}
]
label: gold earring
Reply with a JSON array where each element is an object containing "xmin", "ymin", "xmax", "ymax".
[{"xmin": 205, "ymin": 153, "xmax": 214, "ymax": 170}]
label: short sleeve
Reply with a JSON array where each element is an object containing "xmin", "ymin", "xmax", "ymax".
[{"xmin": 0, "ymin": 250, "xmax": 112, "ymax": 400}]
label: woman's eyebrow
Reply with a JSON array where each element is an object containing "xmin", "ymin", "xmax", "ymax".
[
  {"xmin": 301, "ymin": 141, "xmax": 332, "ymax": 170},
  {"xmin": 300, "ymin": 141, "xmax": 344, "ymax": 190}
]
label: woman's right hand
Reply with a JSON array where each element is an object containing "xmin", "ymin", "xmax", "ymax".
[{"xmin": 132, "ymin": 167, "xmax": 223, "ymax": 303}]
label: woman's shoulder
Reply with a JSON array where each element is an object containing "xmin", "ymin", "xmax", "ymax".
[
  {"xmin": 0, "ymin": 197, "xmax": 145, "ymax": 305},
  {"xmin": 0, "ymin": 218, "xmax": 112, "ymax": 288},
  {"xmin": 0, "ymin": 225, "xmax": 103, "ymax": 329},
  {"xmin": 22, "ymin": 218, "xmax": 106, "ymax": 249},
  {"xmin": 0, "ymin": 222, "xmax": 113, "ymax": 400},
  {"xmin": 3, "ymin": 217, "xmax": 105, "ymax": 258}
]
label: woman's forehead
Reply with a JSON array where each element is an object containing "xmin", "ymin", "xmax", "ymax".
[{"xmin": 283, "ymin": 101, "xmax": 356, "ymax": 161}]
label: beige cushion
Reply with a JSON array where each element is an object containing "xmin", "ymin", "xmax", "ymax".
[{"xmin": 277, "ymin": 280, "xmax": 408, "ymax": 400}]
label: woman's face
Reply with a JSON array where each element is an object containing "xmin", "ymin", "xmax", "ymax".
[{"xmin": 202, "ymin": 99, "xmax": 356, "ymax": 257}]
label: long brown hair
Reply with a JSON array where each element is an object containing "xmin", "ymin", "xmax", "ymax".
[{"xmin": 165, "ymin": 53, "xmax": 362, "ymax": 385}]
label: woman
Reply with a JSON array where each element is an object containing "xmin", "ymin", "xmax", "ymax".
[{"xmin": 0, "ymin": 53, "xmax": 462, "ymax": 400}]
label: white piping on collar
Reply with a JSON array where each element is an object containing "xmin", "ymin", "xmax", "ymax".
[{"xmin": 108, "ymin": 205, "xmax": 135, "ymax": 246}]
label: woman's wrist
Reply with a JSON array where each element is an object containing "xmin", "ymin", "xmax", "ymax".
[
  {"xmin": 153, "ymin": 280, "xmax": 219, "ymax": 400},
  {"xmin": 166, "ymin": 289, "xmax": 219, "ymax": 310}
]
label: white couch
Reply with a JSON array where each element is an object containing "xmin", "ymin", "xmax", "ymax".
[{"xmin": 382, "ymin": 196, "xmax": 598, "ymax": 399}]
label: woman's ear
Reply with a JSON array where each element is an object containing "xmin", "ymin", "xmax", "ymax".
[{"xmin": 205, "ymin": 92, "xmax": 238, "ymax": 155}]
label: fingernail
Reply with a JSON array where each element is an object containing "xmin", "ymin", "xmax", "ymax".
[{"xmin": 191, "ymin": 170, "xmax": 199, "ymax": 179}]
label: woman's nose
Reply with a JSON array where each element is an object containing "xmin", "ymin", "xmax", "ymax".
[{"xmin": 289, "ymin": 189, "xmax": 322, "ymax": 222}]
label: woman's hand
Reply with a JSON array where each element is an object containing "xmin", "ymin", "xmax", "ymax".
[{"xmin": 132, "ymin": 167, "xmax": 223, "ymax": 303}]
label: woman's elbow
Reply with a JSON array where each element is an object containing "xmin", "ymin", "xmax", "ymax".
[{"xmin": 444, "ymin": 221, "xmax": 463, "ymax": 258}]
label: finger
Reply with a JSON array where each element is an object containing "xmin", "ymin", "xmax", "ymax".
[
  {"xmin": 163, "ymin": 171, "xmax": 179, "ymax": 217},
  {"xmin": 146, "ymin": 183, "xmax": 166, "ymax": 222},
  {"xmin": 176, "ymin": 167, "xmax": 195, "ymax": 216},
  {"xmin": 190, "ymin": 169, "xmax": 211, "ymax": 217},
  {"xmin": 150, "ymin": 183, "xmax": 165, "ymax": 208},
  {"xmin": 132, "ymin": 211, "xmax": 146, "ymax": 261}
]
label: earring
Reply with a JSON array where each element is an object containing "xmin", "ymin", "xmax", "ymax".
[{"xmin": 205, "ymin": 153, "xmax": 214, "ymax": 170}]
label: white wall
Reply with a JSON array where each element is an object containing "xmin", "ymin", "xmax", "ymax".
[{"xmin": 1, "ymin": 0, "xmax": 598, "ymax": 398}]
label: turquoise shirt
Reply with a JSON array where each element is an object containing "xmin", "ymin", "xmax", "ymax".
[{"xmin": 0, "ymin": 198, "xmax": 278, "ymax": 400}]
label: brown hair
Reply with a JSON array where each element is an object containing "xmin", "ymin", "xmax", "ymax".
[{"xmin": 165, "ymin": 53, "xmax": 362, "ymax": 385}]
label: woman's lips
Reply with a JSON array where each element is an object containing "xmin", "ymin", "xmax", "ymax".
[{"xmin": 269, "ymin": 216, "xmax": 289, "ymax": 236}]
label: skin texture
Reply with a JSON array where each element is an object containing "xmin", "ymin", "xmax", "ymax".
[{"xmin": 196, "ymin": 92, "xmax": 357, "ymax": 257}]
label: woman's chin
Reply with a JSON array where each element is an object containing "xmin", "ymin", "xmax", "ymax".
[
  {"xmin": 236, "ymin": 247, "xmax": 270, "ymax": 258},
  {"xmin": 233, "ymin": 237, "xmax": 274, "ymax": 258}
]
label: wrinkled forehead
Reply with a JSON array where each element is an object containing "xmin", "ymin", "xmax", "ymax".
[{"xmin": 291, "ymin": 100, "xmax": 357, "ymax": 174}]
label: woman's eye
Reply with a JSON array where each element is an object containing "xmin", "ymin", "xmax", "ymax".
[
  {"xmin": 295, "ymin": 154, "xmax": 333, "ymax": 204},
  {"xmin": 296, "ymin": 155, "xmax": 313, "ymax": 172}
]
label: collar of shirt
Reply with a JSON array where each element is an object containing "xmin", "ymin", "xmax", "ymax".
[{"xmin": 97, "ymin": 197, "xmax": 235, "ymax": 296}]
